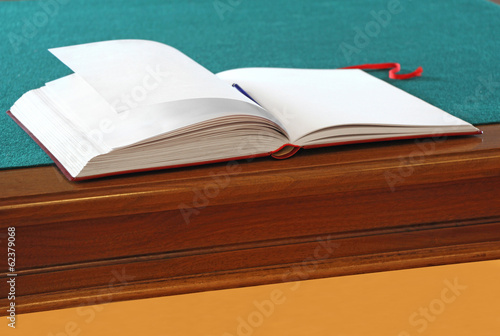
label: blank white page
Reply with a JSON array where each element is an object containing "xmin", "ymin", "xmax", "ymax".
[
  {"xmin": 216, "ymin": 68, "xmax": 474, "ymax": 143},
  {"xmin": 49, "ymin": 40, "xmax": 254, "ymax": 113},
  {"xmin": 42, "ymin": 74, "xmax": 282, "ymax": 150}
]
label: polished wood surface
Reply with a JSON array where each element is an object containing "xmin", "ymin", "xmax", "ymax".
[{"xmin": 1, "ymin": 124, "xmax": 500, "ymax": 315}]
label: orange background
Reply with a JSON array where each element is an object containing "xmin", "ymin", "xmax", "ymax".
[{"xmin": 4, "ymin": 259, "xmax": 500, "ymax": 336}]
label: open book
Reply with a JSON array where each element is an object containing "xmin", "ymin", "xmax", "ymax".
[{"xmin": 8, "ymin": 40, "xmax": 480, "ymax": 181}]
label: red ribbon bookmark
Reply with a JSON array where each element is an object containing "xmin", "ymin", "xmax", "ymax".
[{"xmin": 340, "ymin": 62, "xmax": 423, "ymax": 80}]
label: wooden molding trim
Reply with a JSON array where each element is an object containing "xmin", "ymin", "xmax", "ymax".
[{"xmin": 1, "ymin": 124, "xmax": 500, "ymax": 315}]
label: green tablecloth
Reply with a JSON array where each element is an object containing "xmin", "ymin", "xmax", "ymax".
[{"xmin": 1, "ymin": 0, "xmax": 499, "ymax": 169}]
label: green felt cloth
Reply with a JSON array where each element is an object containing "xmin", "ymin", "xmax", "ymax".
[{"xmin": 1, "ymin": 0, "xmax": 499, "ymax": 169}]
